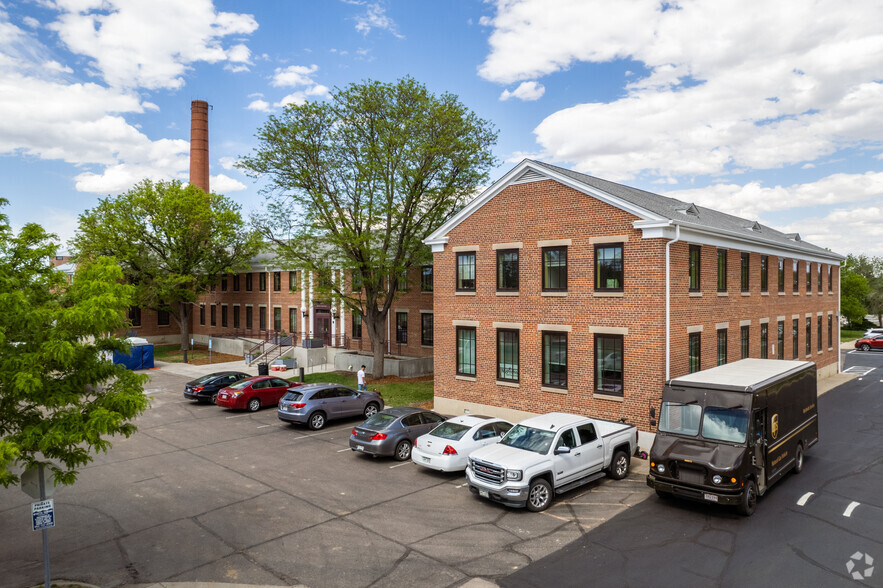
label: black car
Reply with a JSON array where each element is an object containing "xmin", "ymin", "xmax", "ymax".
[{"xmin": 184, "ymin": 371, "xmax": 251, "ymax": 403}]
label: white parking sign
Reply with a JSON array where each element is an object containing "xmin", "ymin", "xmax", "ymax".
[{"xmin": 32, "ymin": 499, "xmax": 55, "ymax": 531}]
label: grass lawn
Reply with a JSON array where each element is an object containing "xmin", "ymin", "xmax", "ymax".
[
  {"xmin": 841, "ymin": 329, "xmax": 864, "ymax": 343},
  {"xmin": 152, "ymin": 344, "xmax": 242, "ymax": 364},
  {"xmin": 287, "ymin": 371, "xmax": 434, "ymax": 408}
]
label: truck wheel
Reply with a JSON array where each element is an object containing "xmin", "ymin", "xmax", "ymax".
[
  {"xmin": 526, "ymin": 479, "xmax": 552, "ymax": 512},
  {"xmin": 794, "ymin": 444, "xmax": 804, "ymax": 474},
  {"xmin": 608, "ymin": 450, "xmax": 630, "ymax": 480},
  {"xmin": 738, "ymin": 479, "xmax": 757, "ymax": 516}
]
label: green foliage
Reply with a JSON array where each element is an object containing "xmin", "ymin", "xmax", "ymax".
[
  {"xmin": 239, "ymin": 76, "xmax": 498, "ymax": 376},
  {"xmin": 840, "ymin": 267, "xmax": 870, "ymax": 325},
  {"xmin": 0, "ymin": 203, "xmax": 149, "ymax": 488},
  {"xmin": 288, "ymin": 371, "xmax": 433, "ymax": 407},
  {"xmin": 71, "ymin": 180, "xmax": 263, "ymax": 354}
]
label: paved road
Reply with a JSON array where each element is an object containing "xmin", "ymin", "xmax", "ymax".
[
  {"xmin": 500, "ymin": 350, "xmax": 883, "ymax": 588},
  {"xmin": 0, "ymin": 363, "xmax": 652, "ymax": 588}
]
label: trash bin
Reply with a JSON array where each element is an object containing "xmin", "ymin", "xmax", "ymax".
[{"xmin": 258, "ymin": 362, "xmax": 269, "ymax": 376}]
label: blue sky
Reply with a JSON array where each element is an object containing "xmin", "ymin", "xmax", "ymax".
[{"xmin": 2, "ymin": 0, "xmax": 882, "ymax": 255}]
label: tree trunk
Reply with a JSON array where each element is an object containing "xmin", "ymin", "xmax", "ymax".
[
  {"xmin": 177, "ymin": 301, "xmax": 191, "ymax": 363},
  {"xmin": 365, "ymin": 311, "xmax": 387, "ymax": 379}
]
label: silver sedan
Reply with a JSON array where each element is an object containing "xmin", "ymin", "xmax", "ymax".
[{"xmin": 349, "ymin": 407, "xmax": 446, "ymax": 461}]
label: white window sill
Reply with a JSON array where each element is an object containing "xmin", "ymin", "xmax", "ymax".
[
  {"xmin": 541, "ymin": 292, "xmax": 568, "ymax": 297},
  {"xmin": 496, "ymin": 380, "xmax": 519, "ymax": 388},
  {"xmin": 593, "ymin": 393, "xmax": 624, "ymax": 402},
  {"xmin": 717, "ymin": 292, "xmax": 728, "ymax": 297},
  {"xmin": 741, "ymin": 292, "xmax": 750, "ymax": 297},
  {"xmin": 593, "ymin": 292, "xmax": 623, "ymax": 298},
  {"xmin": 541, "ymin": 386, "xmax": 567, "ymax": 394},
  {"xmin": 689, "ymin": 292, "xmax": 702, "ymax": 297},
  {"xmin": 496, "ymin": 292, "xmax": 519, "ymax": 297},
  {"xmin": 455, "ymin": 375, "xmax": 476, "ymax": 382},
  {"xmin": 455, "ymin": 291, "xmax": 476, "ymax": 296}
]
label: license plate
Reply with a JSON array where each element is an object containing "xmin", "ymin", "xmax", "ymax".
[
  {"xmin": 422, "ymin": 456, "xmax": 430, "ymax": 463},
  {"xmin": 356, "ymin": 445, "xmax": 365, "ymax": 451},
  {"xmin": 479, "ymin": 489, "xmax": 489, "ymax": 498},
  {"xmin": 703, "ymin": 493, "xmax": 719, "ymax": 502}
]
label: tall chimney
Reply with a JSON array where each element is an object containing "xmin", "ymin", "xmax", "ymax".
[{"xmin": 189, "ymin": 100, "xmax": 210, "ymax": 193}]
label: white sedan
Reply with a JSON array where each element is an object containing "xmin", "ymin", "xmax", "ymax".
[{"xmin": 412, "ymin": 415, "xmax": 513, "ymax": 472}]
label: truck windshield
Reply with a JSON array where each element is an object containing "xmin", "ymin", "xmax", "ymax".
[
  {"xmin": 658, "ymin": 401, "xmax": 701, "ymax": 436},
  {"xmin": 701, "ymin": 406, "xmax": 748, "ymax": 443},
  {"xmin": 500, "ymin": 425, "xmax": 555, "ymax": 454}
]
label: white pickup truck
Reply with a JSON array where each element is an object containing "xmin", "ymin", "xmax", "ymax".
[{"xmin": 466, "ymin": 412, "xmax": 638, "ymax": 511}]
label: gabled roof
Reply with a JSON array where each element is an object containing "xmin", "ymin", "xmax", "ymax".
[{"xmin": 425, "ymin": 159, "xmax": 844, "ymax": 263}]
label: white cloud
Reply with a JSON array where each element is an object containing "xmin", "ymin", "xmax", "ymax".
[
  {"xmin": 499, "ymin": 81, "xmax": 545, "ymax": 101},
  {"xmin": 22, "ymin": 16, "xmax": 40, "ymax": 29},
  {"xmin": 480, "ymin": 0, "xmax": 883, "ymax": 181},
  {"xmin": 779, "ymin": 204, "xmax": 883, "ymax": 257},
  {"xmin": 268, "ymin": 65, "xmax": 330, "ymax": 107},
  {"xmin": 353, "ymin": 3, "xmax": 403, "ymax": 38},
  {"xmin": 210, "ymin": 173, "xmax": 247, "ymax": 193},
  {"xmin": 272, "ymin": 64, "xmax": 319, "ymax": 87},
  {"xmin": 246, "ymin": 99, "xmax": 271, "ymax": 112},
  {"xmin": 218, "ymin": 156, "xmax": 238, "ymax": 170},
  {"xmin": 47, "ymin": 0, "xmax": 258, "ymax": 89}
]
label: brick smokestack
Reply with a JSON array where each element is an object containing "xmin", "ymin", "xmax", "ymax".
[{"xmin": 189, "ymin": 100, "xmax": 210, "ymax": 193}]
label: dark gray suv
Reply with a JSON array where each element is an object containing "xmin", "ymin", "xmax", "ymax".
[{"xmin": 277, "ymin": 383, "xmax": 383, "ymax": 430}]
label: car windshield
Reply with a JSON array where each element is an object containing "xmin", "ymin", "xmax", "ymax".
[
  {"xmin": 228, "ymin": 379, "xmax": 253, "ymax": 390},
  {"xmin": 499, "ymin": 425, "xmax": 555, "ymax": 454},
  {"xmin": 701, "ymin": 406, "xmax": 749, "ymax": 443},
  {"xmin": 363, "ymin": 413, "xmax": 398, "ymax": 428},
  {"xmin": 282, "ymin": 391, "xmax": 303, "ymax": 401},
  {"xmin": 658, "ymin": 401, "xmax": 702, "ymax": 436},
  {"xmin": 429, "ymin": 422, "xmax": 470, "ymax": 441},
  {"xmin": 192, "ymin": 374, "xmax": 221, "ymax": 384}
]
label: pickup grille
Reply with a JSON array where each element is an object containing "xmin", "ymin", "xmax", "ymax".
[{"xmin": 471, "ymin": 459, "xmax": 504, "ymax": 484}]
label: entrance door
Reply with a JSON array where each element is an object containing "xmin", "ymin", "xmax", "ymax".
[
  {"xmin": 752, "ymin": 410, "xmax": 767, "ymax": 493},
  {"xmin": 314, "ymin": 314, "xmax": 331, "ymax": 344}
]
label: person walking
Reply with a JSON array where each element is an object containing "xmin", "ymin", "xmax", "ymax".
[{"xmin": 357, "ymin": 365, "xmax": 367, "ymax": 391}]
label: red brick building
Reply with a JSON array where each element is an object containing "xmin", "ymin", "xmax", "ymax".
[{"xmin": 424, "ymin": 160, "xmax": 843, "ymax": 435}]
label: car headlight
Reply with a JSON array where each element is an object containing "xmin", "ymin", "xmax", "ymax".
[
  {"xmin": 506, "ymin": 470, "xmax": 522, "ymax": 481},
  {"xmin": 712, "ymin": 475, "xmax": 722, "ymax": 485},
  {"xmin": 656, "ymin": 464, "xmax": 666, "ymax": 474}
]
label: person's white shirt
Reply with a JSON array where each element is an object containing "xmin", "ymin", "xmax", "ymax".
[{"xmin": 357, "ymin": 368, "xmax": 366, "ymax": 385}]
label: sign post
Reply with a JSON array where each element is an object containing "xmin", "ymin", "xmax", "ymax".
[
  {"xmin": 23, "ymin": 465, "xmax": 54, "ymax": 588},
  {"xmin": 209, "ymin": 338, "xmax": 212, "ymax": 363}
]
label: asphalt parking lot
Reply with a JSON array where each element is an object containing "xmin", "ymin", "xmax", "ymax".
[{"xmin": 0, "ymin": 364, "xmax": 653, "ymax": 588}]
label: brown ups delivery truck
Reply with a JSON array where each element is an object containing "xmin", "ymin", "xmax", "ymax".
[{"xmin": 647, "ymin": 359, "xmax": 818, "ymax": 516}]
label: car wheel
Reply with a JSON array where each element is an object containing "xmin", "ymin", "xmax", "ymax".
[
  {"xmin": 738, "ymin": 479, "xmax": 757, "ymax": 516},
  {"xmin": 363, "ymin": 402, "xmax": 379, "ymax": 418},
  {"xmin": 608, "ymin": 450, "xmax": 630, "ymax": 480},
  {"xmin": 794, "ymin": 444, "xmax": 804, "ymax": 474},
  {"xmin": 526, "ymin": 478, "xmax": 552, "ymax": 512},
  {"xmin": 247, "ymin": 397, "xmax": 261, "ymax": 412},
  {"xmin": 308, "ymin": 412, "xmax": 326, "ymax": 430},
  {"xmin": 211, "ymin": 392, "xmax": 218, "ymax": 405},
  {"xmin": 861, "ymin": 343, "xmax": 871, "ymax": 351},
  {"xmin": 394, "ymin": 440, "xmax": 412, "ymax": 461}
]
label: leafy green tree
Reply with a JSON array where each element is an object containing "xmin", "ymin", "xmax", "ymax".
[
  {"xmin": 239, "ymin": 77, "xmax": 498, "ymax": 377},
  {"xmin": 840, "ymin": 266, "xmax": 870, "ymax": 326},
  {"xmin": 0, "ymin": 201, "xmax": 148, "ymax": 487},
  {"xmin": 72, "ymin": 180, "xmax": 263, "ymax": 361},
  {"xmin": 845, "ymin": 253, "xmax": 883, "ymax": 325}
]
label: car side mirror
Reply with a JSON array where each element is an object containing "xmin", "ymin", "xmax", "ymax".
[{"xmin": 555, "ymin": 446, "xmax": 571, "ymax": 455}]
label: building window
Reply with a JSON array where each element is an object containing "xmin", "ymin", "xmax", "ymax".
[
  {"xmin": 542, "ymin": 246, "xmax": 567, "ymax": 292},
  {"xmin": 246, "ymin": 273, "xmax": 253, "ymax": 292},
  {"xmin": 259, "ymin": 307, "xmax": 267, "ymax": 331},
  {"xmin": 246, "ymin": 306, "xmax": 253, "ymax": 330},
  {"xmin": 793, "ymin": 260, "xmax": 798, "ymax": 292},
  {"xmin": 689, "ymin": 245, "xmax": 701, "ymax": 291},
  {"xmin": 157, "ymin": 309, "xmax": 170, "ymax": 327},
  {"xmin": 806, "ymin": 262, "xmax": 811, "ymax": 291},
  {"xmin": 396, "ymin": 312, "xmax": 408, "ymax": 344},
  {"xmin": 289, "ymin": 271, "xmax": 297, "ymax": 291},
  {"xmin": 233, "ymin": 306, "xmax": 240, "ymax": 329},
  {"xmin": 778, "ymin": 258, "xmax": 785, "ymax": 293},
  {"xmin": 456, "ymin": 326, "xmax": 476, "ymax": 377},
  {"xmin": 221, "ymin": 276, "xmax": 227, "ymax": 291},
  {"xmin": 210, "ymin": 304, "xmax": 216, "ymax": 327},
  {"xmin": 828, "ymin": 266, "xmax": 832, "ymax": 292},
  {"xmin": 497, "ymin": 329, "xmax": 519, "ymax": 382},
  {"xmin": 456, "ymin": 252, "xmax": 476, "ymax": 292},
  {"xmin": 741, "ymin": 325, "xmax": 749, "ymax": 359},
  {"xmin": 806, "ymin": 317, "xmax": 812, "ymax": 355},
  {"xmin": 221, "ymin": 305, "xmax": 228, "ymax": 328},
  {"xmin": 128, "ymin": 307, "xmax": 141, "ymax": 327},
  {"xmin": 595, "ymin": 334, "xmax": 623, "ymax": 396},
  {"xmin": 352, "ymin": 312, "xmax": 362, "ymax": 339},
  {"xmin": 233, "ymin": 274, "xmax": 240, "ymax": 291},
  {"xmin": 792, "ymin": 318, "xmax": 799, "ymax": 359},
  {"xmin": 259, "ymin": 272, "xmax": 267, "ymax": 292},
  {"xmin": 289, "ymin": 308, "xmax": 297, "ymax": 333},
  {"xmin": 542, "ymin": 331, "xmax": 567, "ymax": 388},
  {"xmin": 497, "ymin": 249, "xmax": 519, "ymax": 292},
  {"xmin": 777, "ymin": 321, "xmax": 784, "ymax": 360},
  {"xmin": 740, "ymin": 252, "xmax": 749, "ymax": 292},
  {"xmin": 717, "ymin": 249, "xmax": 727, "ymax": 292},
  {"xmin": 595, "ymin": 243, "xmax": 623, "ymax": 292},
  {"xmin": 817, "ymin": 316, "xmax": 822, "ymax": 352},
  {"xmin": 273, "ymin": 272, "xmax": 281, "ymax": 292},
  {"xmin": 760, "ymin": 324, "xmax": 768, "ymax": 359},
  {"xmin": 760, "ymin": 255, "xmax": 768, "ymax": 292},
  {"xmin": 274, "ymin": 307, "xmax": 282, "ymax": 332},
  {"xmin": 200, "ymin": 304, "xmax": 205, "ymax": 326},
  {"xmin": 421, "ymin": 266, "xmax": 433, "ymax": 292},
  {"xmin": 828, "ymin": 314, "xmax": 833, "ymax": 348},
  {"xmin": 688, "ymin": 332, "xmax": 701, "ymax": 373},
  {"xmin": 818, "ymin": 265, "xmax": 822, "ymax": 294},
  {"xmin": 717, "ymin": 329, "xmax": 728, "ymax": 365},
  {"xmin": 421, "ymin": 313, "xmax": 433, "ymax": 346}
]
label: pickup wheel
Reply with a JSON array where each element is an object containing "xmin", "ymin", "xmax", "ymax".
[
  {"xmin": 608, "ymin": 450, "xmax": 630, "ymax": 480},
  {"xmin": 526, "ymin": 478, "xmax": 552, "ymax": 512},
  {"xmin": 738, "ymin": 479, "xmax": 757, "ymax": 516}
]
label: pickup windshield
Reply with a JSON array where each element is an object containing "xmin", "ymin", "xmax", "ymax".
[
  {"xmin": 701, "ymin": 406, "xmax": 748, "ymax": 443},
  {"xmin": 500, "ymin": 425, "xmax": 555, "ymax": 454}
]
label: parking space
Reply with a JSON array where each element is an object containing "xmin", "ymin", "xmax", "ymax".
[{"xmin": 0, "ymin": 365, "xmax": 653, "ymax": 588}]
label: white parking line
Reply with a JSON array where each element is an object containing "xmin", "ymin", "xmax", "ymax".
[
  {"xmin": 337, "ymin": 448, "xmax": 351, "ymax": 453},
  {"xmin": 225, "ymin": 413, "xmax": 254, "ymax": 419},
  {"xmin": 844, "ymin": 501, "xmax": 861, "ymax": 517},
  {"xmin": 256, "ymin": 424, "xmax": 274, "ymax": 429},
  {"xmin": 844, "ymin": 366, "xmax": 875, "ymax": 376},
  {"xmin": 797, "ymin": 492, "xmax": 814, "ymax": 506},
  {"xmin": 389, "ymin": 462, "xmax": 411, "ymax": 469}
]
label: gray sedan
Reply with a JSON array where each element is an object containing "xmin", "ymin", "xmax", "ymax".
[
  {"xmin": 278, "ymin": 383, "xmax": 383, "ymax": 430},
  {"xmin": 349, "ymin": 407, "xmax": 446, "ymax": 461}
]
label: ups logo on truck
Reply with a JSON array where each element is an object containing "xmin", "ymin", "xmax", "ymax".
[{"xmin": 771, "ymin": 414, "xmax": 779, "ymax": 440}]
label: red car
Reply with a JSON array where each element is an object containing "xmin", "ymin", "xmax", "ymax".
[
  {"xmin": 855, "ymin": 335, "xmax": 883, "ymax": 352},
  {"xmin": 215, "ymin": 376, "xmax": 300, "ymax": 411}
]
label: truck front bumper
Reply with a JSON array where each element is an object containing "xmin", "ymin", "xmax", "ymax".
[
  {"xmin": 647, "ymin": 474, "xmax": 743, "ymax": 506},
  {"xmin": 466, "ymin": 472, "xmax": 529, "ymax": 508}
]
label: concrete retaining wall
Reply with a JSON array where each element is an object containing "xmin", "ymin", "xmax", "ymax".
[{"xmin": 333, "ymin": 351, "xmax": 433, "ymax": 378}]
